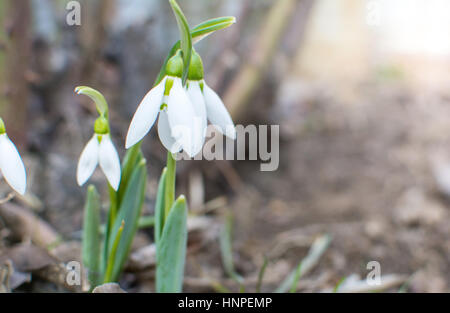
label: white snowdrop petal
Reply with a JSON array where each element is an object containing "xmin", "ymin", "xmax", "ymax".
[
  {"xmin": 203, "ymin": 83, "xmax": 236, "ymax": 140},
  {"xmin": 125, "ymin": 77, "xmax": 167, "ymax": 149},
  {"xmin": 0, "ymin": 134, "xmax": 26, "ymax": 195},
  {"xmin": 77, "ymin": 135, "xmax": 99, "ymax": 187},
  {"xmin": 167, "ymin": 78, "xmax": 197, "ymax": 157},
  {"xmin": 99, "ymin": 135, "xmax": 121, "ymax": 191},
  {"xmin": 158, "ymin": 111, "xmax": 182, "ymax": 154},
  {"xmin": 187, "ymin": 81, "xmax": 207, "ymax": 156}
]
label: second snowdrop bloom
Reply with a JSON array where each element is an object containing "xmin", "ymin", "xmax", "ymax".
[
  {"xmin": 126, "ymin": 51, "xmax": 202, "ymax": 157},
  {"xmin": 75, "ymin": 87, "xmax": 121, "ymax": 191},
  {"xmin": 0, "ymin": 118, "xmax": 26, "ymax": 195},
  {"xmin": 186, "ymin": 50, "xmax": 236, "ymax": 144}
]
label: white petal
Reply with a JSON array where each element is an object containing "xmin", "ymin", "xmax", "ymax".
[
  {"xmin": 0, "ymin": 134, "xmax": 26, "ymax": 195},
  {"xmin": 187, "ymin": 81, "xmax": 207, "ymax": 155},
  {"xmin": 99, "ymin": 135, "xmax": 121, "ymax": 191},
  {"xmin": 125, "ymin": 77, "xmax": 167, "ymax": 149},
  {"xmin": 158, "ymin": 111, "xmax": 182, "ymax": 154},
  {"xmin": 203, "ymin": 82, "xmax": 236, "ymax": 140},
  {"xmin": 167, "ymin": 78, "xmax": 197, "ymax": 157},
  {"xmin": 77, "ymin": 135, "xmax": 99, "ymax": 187}
]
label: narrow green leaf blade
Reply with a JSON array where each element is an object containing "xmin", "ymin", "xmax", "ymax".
[
  {"xmin": 169, "ymin": 0, "xmax": 192, "ymax": 84},
  {"xmin": 154, "ymin": 168, "xmax": 167, "ymax": 248},
  {"xmin": 289, "ymin": 263, "xmax": 302, "ymax": 293},
  {"xmin": 275, "ymin": 234, "xmax": 331, "ymax": 293},
  {"xmin": 82, "ymin": 185, "xmax": 101, "ymax": 287},
  {"xmin": 156, "ymin": 196, "xmax": 188, "ymax": 293},
  {"xmin": 256, "ymin": 257, "xmax": 269, "ymax": 293},
  {"xmin": 108, "ymin": 159, "xmax": 147, "ymax": 282},
  {"xmin": 138, "ymin": 215, "xmax": 155, "ymax": 229},
  {"xmin": 104, "ymin": 220, "xmax": 125, "ymax": 283},
  {"xmin": 117, "ymin": 143, "xmax": 143, "ymax": 205},
  {"xmin": 191, "ymin": 16, "xmax": 236, "ymax": 44},
  {"xmin": 219, "ymin": 213, "xmax": 243, "ymax": 285}
]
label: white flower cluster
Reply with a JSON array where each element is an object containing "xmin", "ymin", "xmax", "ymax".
[{"xmin": 74, "ymin": 50, "xmax": 235, "ymax": 191}]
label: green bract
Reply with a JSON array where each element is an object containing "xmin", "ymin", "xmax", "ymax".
[
  {"xmin": 191, "ymin": 16, "xmax": 236, "ymax": 44},
  {"xmin": 75, "ymin": 86, "xmax": 109, "ymax": 117},
  {"xmin": 169, "ymin": 0, "xmax": 192, "ymax": 84}
]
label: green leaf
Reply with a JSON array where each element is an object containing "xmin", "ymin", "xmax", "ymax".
[
  {"xmin": 154, "ymin": 168, "xmax": 167, "ymax": 248},
  {"xmin": 275, "ymin": 235, "xmax": 331, "ymax": 293},
  {"xmin": 117, "ymin": 143, "xmax": 143, "ymax": 206},
  {"xmin": 219, "ymin": 213, "xmax": 243, "ymax": 285},
  {"xmin": 107, "ymin": 159, "xmax": 147, "ymax": 282},
  {"xmin": 333, "ymin": 277, "xmax": 347, "ymax": 293},
  {"xmin": 82, "ymin": 185, "xmax": 101, "ymax": 288},
  {"xmin": 156, "ymin": 196, "xmax": 188, "ymax": 293},
  {"xmin": 164, "ymin": 152, "xmax": 176, "ymax": 219},
  {"xmin": 169, "ymin": 0, "xmax": 192, "ymax": 84},
  {"xmin": 138, "ymin": 215, "xmax": 155, "ymax": 229},
  {"xmin": 191, "ymin": 16, "xmax": 236, "ymax": 44},
  {"xmin": 289, "ymin": 263, "xmax": 302, "ymax": 293},
  {"xmin": 99, "ymin": 215, "xmax": 154, "ymax": 235},
  {"xmin": 104, "ymin": 220, "xmax": 125, "ymax": 283},
  {"xmin": 256, "ymin": 257, "xmax": 269, "ymax": 293},
  {"xmin": 75, "ymin": 86, "xmax": 109, "ymax": 117},
  {"xmin": 154, "ymin": 16, "xmax": 236, "ymax": 86}
]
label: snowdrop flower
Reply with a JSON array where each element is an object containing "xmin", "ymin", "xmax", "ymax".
[
  {"xmin": 75, "ymin": 87, "xmax": 121, "ymax": 191},
  {"xmin": 186, "ymin": 50, "xmax": 236, "ymax": 147},
  {"xmin": 0, "ymin": 118, "xmax": 26, "ymax": 195},
  {"xmin": 126, "ymin": 50, "xmax": 202, "ymax": 157}
]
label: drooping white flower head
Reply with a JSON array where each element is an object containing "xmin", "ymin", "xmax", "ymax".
[
  {"xmin": 77, "ymin": 133, "xmax": 121, "ymax": 191},
  {"xmin": 185, "ymin": 50, "xmax": 236, "ymax": 146},
  {"xmin": 0, "ymin": 119, "xmax": 26, "ymax": 195},
  {"xmin": 126, "ymin": 50, "xmax": 203, "ymax": 157},
  {"xmin": 75, "ymin": 88, "xmax": 121, "ymax": 191}
]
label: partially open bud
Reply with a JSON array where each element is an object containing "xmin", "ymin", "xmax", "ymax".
[{"xmin": 165, "ymin": 50, "xmax": 184, "ymax": 78}]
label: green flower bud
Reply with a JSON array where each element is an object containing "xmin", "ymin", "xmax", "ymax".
[
  {"xmin": 188, "ymin": 50, "xmax": 204, "ymax": 81},
  {"xmin": 94, "ymin": 116, "xmax": 109, "ymax": 135},
  {"xmin": 166, "ymin": 50, "xmax": 184, "ymax": 78}
]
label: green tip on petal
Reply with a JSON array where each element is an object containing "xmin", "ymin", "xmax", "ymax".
[
  {"xmin": 188, "ymin": 50, "xmax": 204, "ymax": 81},
  {"xmin": 0, "ymin": 118, "xmax": 5, "ymax": 135}
]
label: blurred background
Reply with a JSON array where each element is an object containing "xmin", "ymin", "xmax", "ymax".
[{"xmin": 1, "ymin": 0, "xmax": 450, "ymax": 292}]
